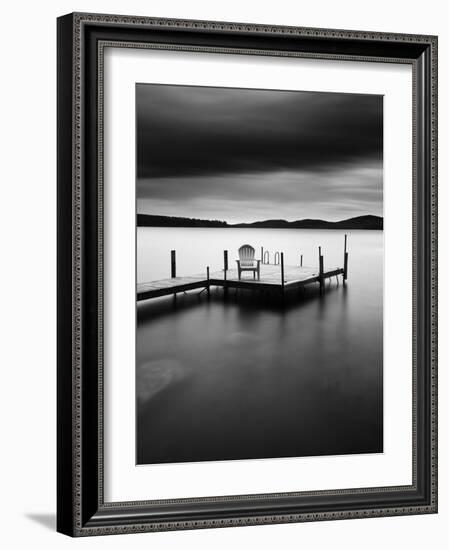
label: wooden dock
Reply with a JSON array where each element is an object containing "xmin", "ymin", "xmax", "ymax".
[
  {"xmin": 137, "ymin": 238, "xmax": 349, "ymax": 302},
  {"xmin": 137, "ymin": 264, "xmax": 344, "ymax": 301}
]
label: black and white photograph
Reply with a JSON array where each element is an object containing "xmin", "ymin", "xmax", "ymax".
[
  {"xmin": 53, "ymin": 8, "xmax": 438, "ymax": 540},
  {"xmin": 136, "ymin": 83, "xmax": 384, "ymax": 465}
]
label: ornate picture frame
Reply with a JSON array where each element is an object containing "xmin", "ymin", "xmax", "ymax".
[{"xmin": 57, "ymin": 12, "xmax": 437, "ymax": 536}]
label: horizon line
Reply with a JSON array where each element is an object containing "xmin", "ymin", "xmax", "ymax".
[{"xmin": 136, "ymin": 213, "xmax": 383, "ymax": 224}]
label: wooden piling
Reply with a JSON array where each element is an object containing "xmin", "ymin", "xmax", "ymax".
[
  {"xmin": 171, "ymin": 250, "xmax": 176, "ymax": 278},
  {"xmin": 223, "ymin": 250, "xmax": 228, "ymax": 282},
  {"xmin": 261, "ymin": 246, "xmax": 264, "ymax": 264},
  {"xmin": 280, "ymin": 252, "xmax": 285, "ymax": 288},
  {"xmin": 319, "ymin": 246, "xmax": 324, "ymax": 293},
  {"xmin": 300, "ymin": 254, "xmax": 303, "ymax": 267},
  {"xmin": 343, "ymin": 234, "xmax": 349, "ymax": 282},
  {"xmin": 206, "ymin": 266, "xmax": 210, "ymax": 296},
  {"xmin": 280, "ymin": 252, "xmax": 285, "ymax": 301},
  {"xmin": 223, "ymin": 250, "xmax": 228, "ymax": 296}
]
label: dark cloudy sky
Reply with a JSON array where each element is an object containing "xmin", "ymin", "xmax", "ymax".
[{"xmin": 136, "ymin": 84, "xmax": 383, "ymax": 223}]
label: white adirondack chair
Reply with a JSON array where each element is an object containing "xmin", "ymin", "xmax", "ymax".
[{"xmin": 236, "ymin": 244, "xmax": 261, "ymax": 280}]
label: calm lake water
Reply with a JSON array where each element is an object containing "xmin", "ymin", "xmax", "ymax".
[{"xmin": 136, "ymin": 228, "xmax": 383, "ymax": 464}]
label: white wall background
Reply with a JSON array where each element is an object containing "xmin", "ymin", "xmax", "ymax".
[{"xmin": 0, "ymin": 0, "xmax": 446, "ymax": 547}]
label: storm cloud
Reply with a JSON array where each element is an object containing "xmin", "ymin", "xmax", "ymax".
[{"xmin": 136, "ymin": 83, "xmax": 383, "ymax": 223}]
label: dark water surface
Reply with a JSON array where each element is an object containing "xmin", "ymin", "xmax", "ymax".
[{"xmin": 136, "ymin": 229, "xmax": 383, "ymax": 464}]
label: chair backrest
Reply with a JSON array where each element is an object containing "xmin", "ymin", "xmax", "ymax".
[{"xmin": 238, "ymin": 244, "xmax": 256, "ymax": 266}]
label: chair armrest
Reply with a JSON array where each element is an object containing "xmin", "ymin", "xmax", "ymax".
[{"xmin": 236, "ymin": 260, "xmax": 241, "ymax": 267}]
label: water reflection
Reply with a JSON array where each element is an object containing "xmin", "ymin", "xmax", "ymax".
[{"xmin": 136, "ymin": 276, "xmax": 382, "ymax": 464}]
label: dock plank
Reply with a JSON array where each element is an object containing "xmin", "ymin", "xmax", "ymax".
[{"xmin": 137, "ymin": 276, "xmax": 208, "ymax": 300}]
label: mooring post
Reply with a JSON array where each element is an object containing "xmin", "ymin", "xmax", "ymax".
[
  {"xmin": 300, "ymin": 254, "xmax": 303, "ymax": 267},
  {"xmin": 224, "ymin": 250, "xmax": 228, "ymax": 279},
  {"xmin": 319, "ymin": 246, "xmax": 324, "ymax": 294},
  {"xmin": 171, "ymin": 250, "xmax": 176, "ymax": 278},
  {"xmin": 280, "ymin": 252, "xmax": 285, "ymax": 300},
  {"xmin": 223, "ymin": 250, "xmax": 228, "ymax": 297},
  {"xmin": 261, "ymin": 246, "xmax": 264, "ymax": 264},
  {"xmin": 343, "ymin": 234, "xmax": 348, "ymax": 284},
  {"xmin": 280, "ymin": 252, "xmax": 285, "ymax": 287}
]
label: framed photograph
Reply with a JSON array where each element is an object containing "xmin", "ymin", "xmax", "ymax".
[{"xmin": 57, "ymin": 12, "xmax": 438, "ymax": 536}]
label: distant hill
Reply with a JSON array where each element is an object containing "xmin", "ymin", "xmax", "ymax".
[
  {"xmin": 137, "ymin": 214, "xmax": 227, "ymax": 228},
  {"xmin": 137, "ymin": 214, "xmax": 383, "ymax": 230},
  {"xmin": 234, "ymin": 215, "xmax": 383, "ymax": 230}
]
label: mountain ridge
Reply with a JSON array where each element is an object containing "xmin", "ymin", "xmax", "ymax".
[{"xmin": 137, "ymin": 214, "xmax": 383, "ymax": 230}]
